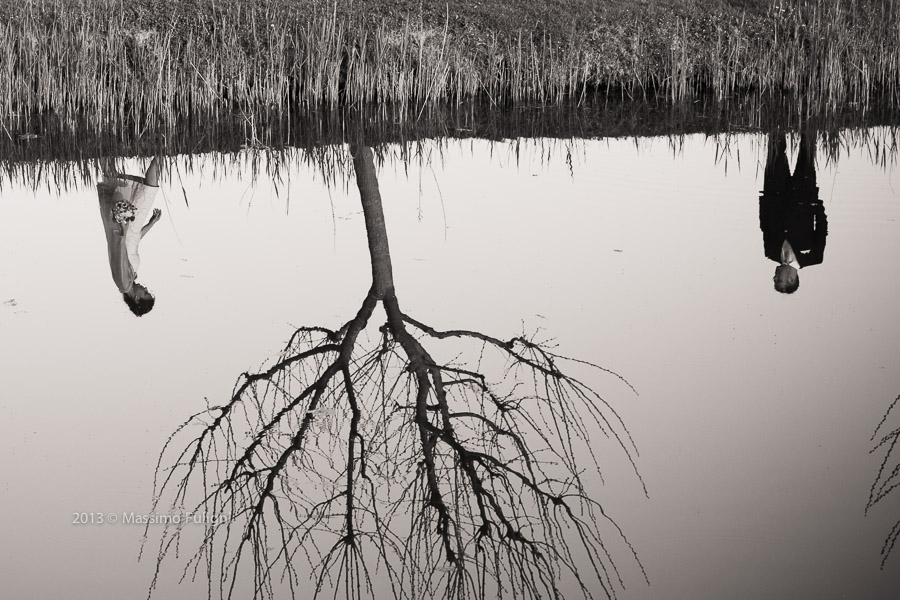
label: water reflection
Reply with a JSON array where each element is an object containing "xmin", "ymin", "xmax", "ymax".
[
  {"xmin": 3, "ymin": 124, "xmax": 900, "ymax": 600},
  {"xmin": 6, "ymin": 96, "xmax": 900, "ymax": 192},
  {"xmin": 760, "ymin": 130, "xmax": 827, "ymax": 294},
  {"xmin": 869, "ymin": 394, "xmax": 900, "ymax": 567},
  {"xmin": 146, "ymin": 142, "xmax": 646, "ymax": 599},
  {"xmin": 96, "ymin": 157, "xmax": 162, "ymax": 315}
]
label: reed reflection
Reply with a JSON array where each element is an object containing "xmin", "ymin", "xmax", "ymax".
[
  {"xmin": 759, "ymin": 130, "xmax": 828, "ymax": 294},
  {"xmin": 96, "ymin": 157, "xmax": 162, "ymax": 315},
  {"xmin": 147, "ymin": 143, "xmax": 645, "ymax": 600},
  {"xmin": 869, "ymin": 393, "xmax": 900, "ymax": 568}
]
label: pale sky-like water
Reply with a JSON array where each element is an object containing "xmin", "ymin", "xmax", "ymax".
[{"xmin": 1, "ymin": 132, "xmax": 899, "ymax": 599}]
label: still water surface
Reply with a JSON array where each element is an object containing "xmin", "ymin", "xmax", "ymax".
[{"xmin": 1, "ymin": 131, "xmax": 899, "ymax": 599}]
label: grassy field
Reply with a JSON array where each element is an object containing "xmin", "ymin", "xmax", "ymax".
[{"xmin": 1, "ymin": 0, "xmax": 899, "ymax": 132}]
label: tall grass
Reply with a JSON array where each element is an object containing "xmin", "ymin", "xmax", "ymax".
[
  {"xmin": 694, "ymin": 0, "xmax": 900, "ymax": 111},
  {"xmin": 1, "ymin": 0, "xmax": 900, "ymax": 133}
]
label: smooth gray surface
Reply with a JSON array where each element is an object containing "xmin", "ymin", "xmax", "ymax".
[{"xmin": 1, "ymin": 133, "xmax": 899, "ymax": 599}]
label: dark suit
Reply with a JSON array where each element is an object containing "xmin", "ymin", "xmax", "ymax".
[{"xmin": 759, "ymin": 133, "xmax": 828, "ymax": 268}]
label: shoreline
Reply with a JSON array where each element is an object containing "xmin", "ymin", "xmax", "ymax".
[{"xmin": 3, "ymin": 99, "xmax": 899, "ymax": 191}]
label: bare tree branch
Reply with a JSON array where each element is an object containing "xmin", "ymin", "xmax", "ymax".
[
  {"xmin": 869, "ymin": 393, "xmax": 900, "ymax": 568},
  {"xmin": 147, "ymin": 144, "xmax": 646, "ymax": 600}
]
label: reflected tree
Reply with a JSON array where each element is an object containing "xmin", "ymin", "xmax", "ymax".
[
  {"xmin": 869, "ymin": 394, "xmax": 900, "ymax": 568},
  {"xmin": 146, "ymin": 143, "xmax": 646, "ymax": 600}
]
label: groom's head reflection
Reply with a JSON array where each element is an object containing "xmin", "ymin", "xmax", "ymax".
[{"xmin": 759, "ymin": 131, "xmax": 828, "ymax": 294}]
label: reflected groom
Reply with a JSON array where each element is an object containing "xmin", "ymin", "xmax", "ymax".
[{"xmin": 759, "ymin": 131, "xmax": 828, "ymax": 293}]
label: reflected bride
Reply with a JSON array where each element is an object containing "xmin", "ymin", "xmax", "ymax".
[{"xmin": 96, "ymin": 157, "xmax": 162, "ymax": 315}]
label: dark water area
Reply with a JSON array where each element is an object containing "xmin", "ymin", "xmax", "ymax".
[
  {"xmin": 2, "ymin": 100, "xmax": 900, "ymax": 600},
  {"xmin": 5, "ymin": 95, "xmax": 900, "ymax": 170}
]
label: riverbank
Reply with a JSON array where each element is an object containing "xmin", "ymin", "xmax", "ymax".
[{"xmin": 1, "ymin": 0, "xmax": 899, "ymax": 129}]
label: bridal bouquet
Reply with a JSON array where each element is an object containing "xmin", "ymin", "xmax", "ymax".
[{"xmin": 112, "ymin": 200, "xmax": 137, "ymax": 224}]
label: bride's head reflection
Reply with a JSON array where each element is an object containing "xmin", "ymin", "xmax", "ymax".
[{"xmin": 123, "ymin": 282, "xmax": 155, "ymax": 316}]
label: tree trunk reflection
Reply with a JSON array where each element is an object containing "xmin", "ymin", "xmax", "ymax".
[{"xmin": 147, "ymin": 144, "xmax": 646, "ymax": 600}]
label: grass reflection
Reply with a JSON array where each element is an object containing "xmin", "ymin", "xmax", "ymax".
[
  {"xmin": 2, "ymin": 99, "xmax": 900, "ymax": 193},
  {"xmin": 870, "ymin": 394, "xmax": 900, "ymax": 568}
]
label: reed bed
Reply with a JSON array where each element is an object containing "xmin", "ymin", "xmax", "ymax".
[{"xmin": 1, "ymin": 0, "xmax": 899, "ymax": 135}]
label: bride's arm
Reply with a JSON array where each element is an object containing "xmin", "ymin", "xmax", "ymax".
[{"xmin": 140, "ymin": 209, "xmax": 162, "ymax": 238}]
